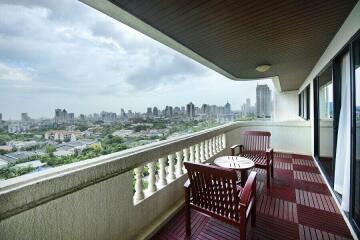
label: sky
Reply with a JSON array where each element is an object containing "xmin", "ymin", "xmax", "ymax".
[{"xmin": 0, "ymin": 0, "xmax": 273, "ymax": 120}]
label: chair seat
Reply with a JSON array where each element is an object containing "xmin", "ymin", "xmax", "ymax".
[{"xmin": 242, "ymin": 153, "xmax": 269, "ymax": 166}]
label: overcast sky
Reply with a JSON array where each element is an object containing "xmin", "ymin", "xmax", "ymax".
[{"xmin": 0, "ymin": 0, "xmax": 273, "ymax": 120}]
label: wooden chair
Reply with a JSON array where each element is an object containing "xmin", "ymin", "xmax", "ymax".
[
  {"xmin": 231, "ymin": 131, "xmax": 274, "ymax": 188},
  {"xmin": 184, "ymin": 162, "xmax": 257, "ymax": 240}
]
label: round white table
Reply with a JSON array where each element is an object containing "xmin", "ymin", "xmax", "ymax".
[{"xmin": 214, "ymin": 156, "xmax": 255, "ymax": 186}]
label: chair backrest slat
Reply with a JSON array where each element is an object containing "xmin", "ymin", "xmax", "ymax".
[{"xmin": 243, "ymin": 131, "xmax": 270, "ymax": 155}]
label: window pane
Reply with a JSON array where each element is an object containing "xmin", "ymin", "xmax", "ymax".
[
  {"xmin": 318, "ymin": 66, "xmax": 334, "ymax": 182},
  {"xmin": 353, "ymin": 37, "xmax": 360, "ymax": 227}
]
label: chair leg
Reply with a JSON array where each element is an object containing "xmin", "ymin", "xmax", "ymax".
[
  {"xmin": 185, "ymin": 205, "xmax": 191, "ymax": 236},
  {"xmin": 251, "ymin": 207, "xmax": 256, "ymax": 227},
  {"xmin": 266, "ymin": 167, "xmax": 270, "ymax": 189},
  {"xmin": 271, "ymin": 163, "xmax": 274, "ymax": 178},
  {"xmin": 240, "ymin": 223, "xmax": 246, "ymax": 240}
]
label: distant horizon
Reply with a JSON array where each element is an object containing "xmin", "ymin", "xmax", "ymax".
[
  {"xmin": 0, "ymin": 0, "xmax": 274, "ymax": 120},
  {"xmin": 0, "ymin": 99, "xmax": 253, "ymax": 121}
]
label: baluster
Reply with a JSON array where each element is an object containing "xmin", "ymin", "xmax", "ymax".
[
  {"xmin": 168, "ymin": 154, "xmax": 176, "ymax": 181},
  {"xmin": 134, "ymin": 166, "xmax": 145, "ymax": 202},
  {"xmin": 159, "ymin": 157, "xmax": 167, "ymax": 186},
  {"xmin": 204, "ymin": 140, "xmax": 209, "ymax": 160},
  {"xmin": 195, "ymin": 144, "xmax": 200, "ymax": 163},
  {"xmin": 183, "ymin": 147, "xmax": 189, "ymax": 163},
  {"xmin": 217, "ymin": 135, "xmax": 222, "ymax": 152},
  {"xmin": 222, "ymin": 134, "xmax": 226, "ymax": 149},
  {"xmin": 189, "ymin": 146, "xmax": 195, "ymax": 162},
  {"xmin": 200, "ymin": 141, "xmax": 205, "ymax": 162},
  {"xmin": 214, "ymin": 136, "xmax": 218, "ymax": 153},
  {"xmin": 212, "ymin": 137, "xmax": 216, "ymax": 155},
  {"xmin": 147, "ymin": 161, "xmax": 157, "ymax": 193},
  {"xmin": 208, "ymin": 138, "xmax": 213, "ymax": 157},
  {"xmin": 176, "ymin": 150, "xmax": 184, "ymax": 176}
]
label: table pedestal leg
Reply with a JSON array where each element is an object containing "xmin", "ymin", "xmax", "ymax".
[{"xmin": 240, "ymin": 170, "xmax": 248, "ymax": 187}]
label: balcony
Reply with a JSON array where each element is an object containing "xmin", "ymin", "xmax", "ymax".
[{"xmin": 0, "ymin": 121, "xmax": 353, "ymax": 239}]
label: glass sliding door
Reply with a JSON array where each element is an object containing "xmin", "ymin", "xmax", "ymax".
[
  {"xmin": 317, "ymin": 65, "xmax": 335, "ymax": 183},
  {"xmin": 352, "ymin": 36, "xmax": 360, "ymax": 232}
]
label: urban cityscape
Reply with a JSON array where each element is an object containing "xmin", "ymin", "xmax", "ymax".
[{"xmin": 0, "ymin": 84, "xmax": 272, "ymax": 180}]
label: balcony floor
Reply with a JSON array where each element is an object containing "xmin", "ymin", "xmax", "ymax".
[{"xmin": 152, "ymin": 153, "xmax": 353, "ymax": 240}]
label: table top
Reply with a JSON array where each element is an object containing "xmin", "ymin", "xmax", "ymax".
[{"xmin": 214, "ymin": 156, "xmax": 255, "ymax": 170}]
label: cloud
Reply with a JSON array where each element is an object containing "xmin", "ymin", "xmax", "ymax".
[{"xmin": 0, "ymin": 63, "xmax": 31, "ymax": 82}]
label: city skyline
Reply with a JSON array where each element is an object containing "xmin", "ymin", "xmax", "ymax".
[
  {"xmin": 0, "ymin": 0, "xmax": 274, "ymax": 119},
  {"xmin": 0, "ymin": 101, "xmax": 237, "ymax": 121}
]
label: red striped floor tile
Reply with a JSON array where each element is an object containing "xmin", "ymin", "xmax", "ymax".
[
  {"xmin": 274, "ymin": 161, "xmax": 293, "ymax": 170},
  {"xmin": 294, "ymin": 171, "xmax": 325, "ymax": 184},
  {"xmin": 299, "ymin": 224, "xmax": 352, "ymax": 240},
  {"xmin": 294, "ymin": 180, "xmax": 330, "ymax": 195},
  {"xmin": 293, "ymin": 164, "xmax": 320, "ymax": 173},
  {"xmin": 257, "ymin": 195, "xmax": 298, "ymax": 223},
  {"xmin": 295, "ymin": 189, "xmax": 339, "ymax": 213},
  {"xmin": 293, "ymin": 159, "xmax": 316, "ymax": 167}
]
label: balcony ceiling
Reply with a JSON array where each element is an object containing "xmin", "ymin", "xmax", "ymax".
[{"xmin": 83, "ymin": 0, "xmax": 357, "ymax": 91}]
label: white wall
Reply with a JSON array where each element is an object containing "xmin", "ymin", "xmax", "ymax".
[
  {"xmin": 226, "ymin": 121, "xmax": 312, "ymax": 156},
  {"xmin": 273, "ymin": 90, "xmax": 299, "ymax": 121}
]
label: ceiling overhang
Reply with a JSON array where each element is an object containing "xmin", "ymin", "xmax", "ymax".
[{"xmin": 80, "ymin": 0, "xmax": 357, "ymax": 92}]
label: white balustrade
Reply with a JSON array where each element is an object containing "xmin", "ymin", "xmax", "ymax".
[
  {"xmin": 158, "ymin": 157, "xmax": 167, "ymax": 186},
  {"xmin": 168, "ymin": 154, "xmax": 176, "ymax": 181},
  {"xmin": 176, "ymin": 150, "xmax": 183, "ymax": 176},
  {"xmin": 147, "ymin": 161, "xmax": 157, "ymax": 193},
  {"xmin": 134, "ymin": 166, "xmax": 145, "ymax": 202}
]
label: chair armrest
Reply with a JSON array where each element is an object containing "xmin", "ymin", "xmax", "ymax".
[
  {"xmin": 266, "ymin": 148, "xmax": 273, "ymax": 154},
  {"xmin": 240, "ymin": 171, "xmax": 257, "ymax": 206},
  {"xmin": 266, "ymin": 148, "xmax": 274, "ymax": 164},
  {"xmin": 231, "ymin": 144, "xmax": 244, "ymax": 156}
]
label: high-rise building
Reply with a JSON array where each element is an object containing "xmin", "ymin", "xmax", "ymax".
[
  {"xmin": 256, "ymin": 84, "xmax": 272, "ymax": 118},
  {"xmin": 164, "ymin": 106, "xmax": 173, "ymax": 117},
  {"xmin": 181, "ymin": 106, "xmax": 185, "ymax": 114},
  {"xmin": 153, "ymin": 107, "xmax": 159, "ymax": 116},
  {"xmin": 55, "ymin": 109, "xmax": 69, "ymax": 124},
  {"xmin": 67, "ymin": 113, "xmax": 75, "ymax": 123},
  {"xmin": 21, "ymin": 113, "xmax": 30, "ymax": 122},
  {"xmin": 79, "ymin": 114, "xmax": 86, "ymax": 121},
  {"xmin": 173, "ymin": 106, "xmax": 181, "ymax": 115},
  {"xmin": 224, "ymin": 102, "xmax": 231, "ymax": 114},
  {"xmin": 201, "ymin": 104, "xmax": 210, "ymax": 115},
  {"xmin": 146, "ymin": 107, "xmax": 152, "ymax": 117},
  {"xmin": 0, "ymin": 113, "xmax": 2, "ymax": 121},
  {"xmin": 186, "ymin": 102, "xmax": 195, "ymax": 118}
]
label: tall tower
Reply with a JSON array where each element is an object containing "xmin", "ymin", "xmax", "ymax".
[
  {"xmin": 224, "ymin": 102, "xmax": 231, "ymax": 114},
  {"xmin": 256, "ymin": 84, "xmax": 272, "ymax": 118},
  {"xmin": 186, "ymin": 102, "xmax": 195, "ymax": 118}
]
